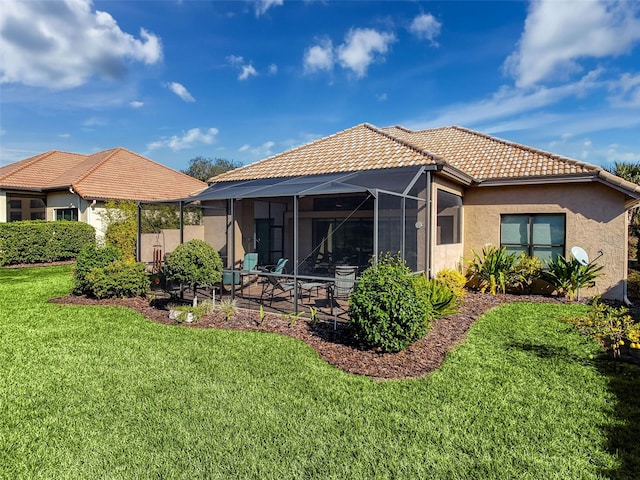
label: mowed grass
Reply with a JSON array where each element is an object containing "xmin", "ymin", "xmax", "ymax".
[{"xmin": 1, "ymin": 266, "xmax": 638, "ymax": 479}]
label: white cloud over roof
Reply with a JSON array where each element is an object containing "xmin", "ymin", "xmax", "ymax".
[
  {"xmin": 505, "ymin": 0, "xmax": 640, "ymax": 88},
  {"xmin": 303, "ymin": 39, "xmax": 335, "ymax": 73},
  {"xmin": 409, "ymin": 13, "xmax": 442, "ymax": 45},
  {"xmin": 0, "ymin": 0, "xmax": 162, "ymax": 89},
  {"xmin": 147, "ymin": 127, "xmax": 219, "ymax": 152},
  {"xmin": 167, "ymin": 82, "xmax": 195, "ymax": 102},
  {"xmin": 337, "ymin": 28, "xmax": 396, "ymax": 78}
]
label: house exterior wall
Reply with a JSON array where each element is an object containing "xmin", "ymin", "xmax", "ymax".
[
  {"xmin": 463, "ymin": 182, "xmax": 628, "ymax": 300},
  {"xmin": 0, "ymin": 191, "xmax": 8, "ymax": 222}
]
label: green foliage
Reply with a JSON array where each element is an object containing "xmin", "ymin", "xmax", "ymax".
[
  {"xmin": 169, "ymin": 300, "xmax": 214, "ymax": 323},
  {"xmin": 163, "ymin": 240, "xmax": 223, "ymax": 294},
  {"xmin": 182, "ymin": 156, "xmax": 240, "ymax": 182},
  {"xmin": 73, "ymin": 244, "xmax": 123, "ymax": 294},
  {"xmin": 140, "ymin": 204, "xmax": 202, "ymax": 233},
  {"xmin": 466, "ymin": 245, "xmax": 518, "ymax": 295},
  {"xmin": 216, "ymin": 298, "xmax": 237, "ymax": 320},
  {"xmin": 85, "ymin": 260, "xmax": 150, "ymax": 299},
  {"xmin": 562, "ymin": 298, "xmax": 640, "ymax": 359},
  {"xmin": 508, "ymin": 254, "xmax": 543, "ymax": 294},
  {"xmin": 0, "ymin": 220, "xmax": 95, "ymax": 266},
  {"xmin": 101, "ymin": 200, "xmax": 138, "ymax": 261},
  {"xmin": 435, "ymin": 268, "xmax": 467, "ymax": 299},
  {"xmin": 349, "ymin": 253, "xmax": 432, "ymax": 353},
  {"xmin": 415, "ymin": 276, "xmax": 459, "ymax": 318},
  {"xmin": 543, "ymin": 255, "xmax": 604, "ymax": 300}
]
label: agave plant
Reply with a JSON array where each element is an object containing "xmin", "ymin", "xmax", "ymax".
[
  {"xmin": 466, "ymin": 245, "xmax": 518, "ymax": 295},
  {"xmin": 542, "ymin": 255, "xmax": 604, "ymax": 300}
]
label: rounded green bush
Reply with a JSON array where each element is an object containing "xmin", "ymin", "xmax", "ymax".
[
  {"xmin": 73, "ymin": 244, "xmax": 122, "ymax": 294},
  {"xmin": 349, "ymin": 254, "xmax": 432, "ymax": 353},
  {"xmin": 85, "ymin": 260, "xmax": 150, "ymax": 299},
  {"xmin": 163, "ymin": 239, "xmax": 223, "ymax": 294}
]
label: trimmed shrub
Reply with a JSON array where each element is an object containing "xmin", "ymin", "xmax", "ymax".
[
  {"xmin": 415, "ymin": 276, "xmax": 459, "ymax": 318},
  {"xmin": 163, "ymin": 240, "xmax": 223, "ymax": 295},
  {"xmin": 73, "ymin": 244, "xmax": 122, "ymax": 294},
  {"xmin": 85, "ymin": 260, "xmax": 150, "ymax": 299},
  {"xmin": 435, "ymin": 268, "xmax": 467, "ymax": 299},
  {"xmin": 508, "ymin": 254, "xmax": 543, "ymax": 294},
  {"xmin": 349, "ymin": 254, "xmax": 432, "ymax": 353},
  {"xmin": 0, "ymin": 220, "xmax": 95, "ymax": 266}
]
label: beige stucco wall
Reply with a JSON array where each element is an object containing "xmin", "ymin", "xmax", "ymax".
[{"xmin": 464, "ymin": 182, "xmax": 628, "ymax": 300}]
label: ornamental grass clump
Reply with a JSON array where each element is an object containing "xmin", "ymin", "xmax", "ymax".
[
  {"xmin": 349, "ymin": 253, "xmax": 432, "ymax": 353},
  {"xmin": 415, "ymin": 276, "xmax": 459, "ymax": 318}
]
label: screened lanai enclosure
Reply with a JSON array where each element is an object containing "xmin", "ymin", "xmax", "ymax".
[
  {"xmin": 138, "ymin": 165, "xmax": 466, "ymax": 316},
  {"xmin": 189, "ymin": 167, "xmax": 429, "ymax": 273}
]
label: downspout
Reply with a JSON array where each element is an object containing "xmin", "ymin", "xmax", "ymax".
[{"xmin": 425, "ymin": 171, "xmax": 432, "ymax": 278}]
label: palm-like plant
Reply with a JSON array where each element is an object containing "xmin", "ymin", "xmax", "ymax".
[
  {"xmin": 467, "ymin": 245, "xmax": 518, "ymax": 295},
  {"xmin": 542, "ymin": 255, "xmax": 603, "ymax": 301},
  {"xmin": 607, "ymin": 162, "xmax": 640, "ymax": 256}
]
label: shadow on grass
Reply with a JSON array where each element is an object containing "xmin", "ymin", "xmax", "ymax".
[{"xmin": 510, "ymin": 341, "xmax": 640, "ymax": 480}]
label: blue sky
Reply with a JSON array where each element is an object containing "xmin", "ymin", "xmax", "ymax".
[{"xmin": 1, "ymin": 0, "xmax": 640, "ymax": 172}]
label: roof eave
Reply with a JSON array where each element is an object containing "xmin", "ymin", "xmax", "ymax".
[{"xmin": 427, "ymin": 163, "xmax": 476, "ymax": 186}]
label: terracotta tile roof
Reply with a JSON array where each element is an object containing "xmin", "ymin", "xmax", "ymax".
[
  {"xmin": 1, "ymin": 148, "xmax": 207, "ymax": 201},
  {"xmin": 212, "ymin": 124, "xmax": 441, "ymax": 182},
  {"xmin": 212, "ymin": 123, "xmax": 601, "ymax": 184},
  {"xmin": 380, "ymin": 125, "xmax": 595, "ymax": 179}
]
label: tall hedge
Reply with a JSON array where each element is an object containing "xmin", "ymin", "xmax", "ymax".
[{"xmin": 0, "ymin": 221, "xmax": 96, "ymax": 266}]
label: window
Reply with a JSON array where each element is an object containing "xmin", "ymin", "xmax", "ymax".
[
  {"xmin": 436, "ymin": 190, "xmax": 462, "ymax": 245},
  {"xmin": 56, "ymin": 208, "xmax": 78, "ymax": 221},
  {"xmin": 501, "ymin": 214, "xmax": 565, "ymax": 263}
]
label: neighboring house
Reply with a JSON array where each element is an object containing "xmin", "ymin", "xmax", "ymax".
[
  {"xmin": 182, "ymin": 123, "xmax": 640, "ymax": 301},
  {"xmin": 0, "ymin": 148, "xmax": 208, "ymax": 239}
]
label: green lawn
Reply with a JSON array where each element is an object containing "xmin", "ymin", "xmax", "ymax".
[{"xmin": 1, "ymin": 266, "xmax": 638, "ymax": 479}]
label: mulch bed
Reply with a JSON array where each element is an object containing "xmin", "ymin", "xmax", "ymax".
[{"xmin": 49, "ymin": 291, "xmax": 569, "ymax": 380}]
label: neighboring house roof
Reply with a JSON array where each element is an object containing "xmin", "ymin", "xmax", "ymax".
[
  {"xmin": 0, "ymin": 148, "xmax": 208, "ymax": 201},
  {"xmin": 210, "ymin": 123, "xmax": 640, "ymax": 201}
]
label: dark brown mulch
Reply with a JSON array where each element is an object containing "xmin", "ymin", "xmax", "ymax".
[{"xmin": 49, "ymin": 291, "xmax": 570, "ymax": 380}]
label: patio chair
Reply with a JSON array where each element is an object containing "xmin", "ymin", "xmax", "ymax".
[
  {"xmin": 260, "ymin": 273, "xmax": 297, "ymax": 306},
  {"xmin": 331, "ymin": 265, "xmax": 357, "ymax": 316},
  {"xmin": 222, "ymin": 252, "xmax": 260, "ymax": 292}
]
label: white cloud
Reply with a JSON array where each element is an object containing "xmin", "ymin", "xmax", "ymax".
[
  {"xmin": 409, "ymin": 13, "xmax": 441, "ymax": 45},
  {"xmin": 268, "ymin": 64, "xmax": 278, "ymax": 75},
  {"xmin": 167, "ymin": 82, "xmax": 195, "ymax": 102},
  {"xmin": 337, "ymin": 28, "xmax": 396, "ymax": 78},
  {"xmin": 0, "ymin": 0, "xmax": 162, "ymax": 89},
  {"xmin": 505, "ymin": 0, "xmax": 640, "ymax": 88},
  {"xmin": 377, "ymin": 93, "xmax": 388, "ymax": 102},
  {"xmin": 226, "ymin": 55, "xmax": 245, "ymax": 66},
  {"xmin": 147, "ymin": 127, "xmax": 219, "ymax": 151},
  {"xmin": 608, "ymin": 72, "xmax": 640, "ymax": 108},
  {"xmin": 239, "ymin": 64, "xmax": 258, "ymax": 81},
  {"xmin": 129, "ymin": 100, "xmax": 144, "ymax": 108},
  {"xmin": 58, "ymin": 133, "xmax": 71, "ymax": 139},
  {"xmin": 303, "ymin": 39, "xmax": 334, "ymax": 74},
  {"xmin": 239, "ymin": 141, "xmax": 276, "ymax": 156},
  {"xmin": 83, "ymin": 116, "xmax": 107, "ymax": 127},
  {"xmin": 227, "ymin": 55, "xmax": 259, "ymax": 80},
  {"xmin": 255, "ymin": 0, "xmax": 283, "ymax": 17}
]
